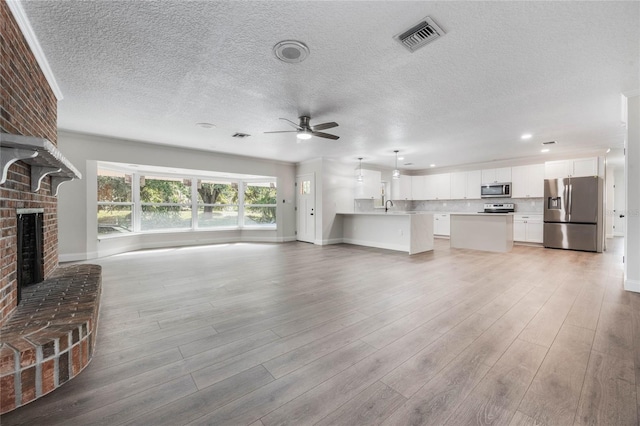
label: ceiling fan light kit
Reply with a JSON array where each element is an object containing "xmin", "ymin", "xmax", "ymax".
[{"xmin": 264, "ymin": 115, "xmax": 339, "ymax": 140}]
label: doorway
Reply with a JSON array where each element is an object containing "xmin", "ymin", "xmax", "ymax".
[{"xmin": 296, "ymin": 173, "xmax": 315, "ymax": 243}]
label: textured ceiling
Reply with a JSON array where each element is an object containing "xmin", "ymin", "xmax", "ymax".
[{"xmin": 19, "ymin": 1, "xmax": 640, "ymax": 171}]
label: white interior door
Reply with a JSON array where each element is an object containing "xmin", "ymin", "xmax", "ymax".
[
  {"xmin": 614, "ymin": 168, "xmax": 626, "ymax": 236},
  {"xmin": 296, "ymin": 174, "xmax": 315, "ymax": 243}
]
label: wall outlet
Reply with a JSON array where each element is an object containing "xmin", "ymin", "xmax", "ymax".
[{"xmin": 443, "ymin": 202, "xmax": 447, "ymax": 207}]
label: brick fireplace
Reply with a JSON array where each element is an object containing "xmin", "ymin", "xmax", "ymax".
[
  {"xmin": 0, "ymin": 0, "xmax": 60, "ymax": 328},
  {"xmin": 1, "ymin": 1, "xmax": 99, "ymax": 415}
]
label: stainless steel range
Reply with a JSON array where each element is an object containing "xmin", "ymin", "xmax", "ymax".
[{"xmin": 482, "ymin": 203, "xmax": 515, "ymax": 213}]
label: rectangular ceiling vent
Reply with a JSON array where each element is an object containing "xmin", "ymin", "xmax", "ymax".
[
  {"xmin": 542, "ymin": 140, "xmax": 557, "ymax": 145},
  {"xmin": 394, "ymin": 16, "xmax": 445, "ymax": 53}
]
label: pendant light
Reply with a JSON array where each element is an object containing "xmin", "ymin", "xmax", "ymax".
[
  {"xmin": 392, "ymin": 150, "xmax": 400, "ymax": 179},
  {"xmin": 357, "ymin": 157, "xmax": 364, "ymax": 182}
]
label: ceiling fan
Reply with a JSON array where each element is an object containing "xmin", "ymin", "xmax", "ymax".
[{"xmin": 264, "ymin": 116, "xmax": 339, "ymax": 140}]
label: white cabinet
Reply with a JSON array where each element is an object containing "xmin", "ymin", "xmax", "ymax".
[
  {"xmin": 513, "ymin": 214, "xmax": 543, "ymax": 243},
  {"xmin": 481, "ymin": 167, "xmax": 511, "ymax": 184},
  {"xmin": 417, "ymin": 173, "xmax": 450, "ymax": 200},
  {"xmin": 411, "ymin": 175, "xmax": 427, "ymax": 200},
  {"xmin": 511, "ymin": 164, "xmax": 544, "ymax": 198},
  {"xmin": 424, "ymin": 175, "xmax": 437, "ymax": 200},
  {"xmin": 433, "ymin": 173, "xmax": 451, "ymax": 200},
  {"xmin": 391, "ymin": 175, "xmax": 412, "ymax": 200},
  {"xmin": 433, "ymin": 213, "xmax": 450, "ymax": 236},
  {"xmin": 451, "ymin": 170, "xmax": 481, "ymax": 199},
  {"xmin": 355, "ymin": 169, "xmax": 382, "ymax": 199},
  {"xmin": 573, "ymin": 158, "xmax": 599, "ymax": 177},
  {"xmin": 544, "ymin": 157, "xmax": 599, "ymax": 179}
]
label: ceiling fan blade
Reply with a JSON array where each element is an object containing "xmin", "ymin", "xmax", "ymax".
[
  {"xmin": 264, "ymin": 130, "xmax": 298, "ymax": 134},
  {"xmin": 279, "ymin": 118, "xmax": 302, "ymax": 130},
  {"xmin": 311, "ymin": 122, "xmax": 338, "ymax": 131},
  {"xmin": 312, "ymin": 131, "xmax": 340, "ymax": 140}
]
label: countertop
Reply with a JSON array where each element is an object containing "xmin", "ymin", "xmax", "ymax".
[{"xmin": 337, "ymin": 211, "xmax": 426, "ymax": 216}]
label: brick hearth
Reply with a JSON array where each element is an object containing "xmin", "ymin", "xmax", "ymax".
[{"xmin": 0, "ymin": 264, "xmax": 102, "ymax": 414}]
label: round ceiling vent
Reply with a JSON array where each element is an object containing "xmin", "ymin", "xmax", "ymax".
[{"xmin": 273, "ymin": 40, "xmax": 310, "ymax": 63}]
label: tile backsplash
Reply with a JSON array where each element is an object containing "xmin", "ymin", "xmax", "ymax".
[{"xmin": 355, "ymin": 198, "xmax": 543, "ymax": 214}]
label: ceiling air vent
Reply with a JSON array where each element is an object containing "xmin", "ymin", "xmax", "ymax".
[
  {"xmin": 542, "ymin": 141, "xmax": 557, "ymax": 145},
  {"xmin": 232, "ymin": 132, "xmax": 251, "ymax": 138},
  {"xmin": 394, "ymin": 16, "xmax": 445, "ymax": 53}
]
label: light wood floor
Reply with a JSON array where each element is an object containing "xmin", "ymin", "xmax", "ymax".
[{"xmin": 2, "ymin": 238, "xmax": 638, "ymax": 425}]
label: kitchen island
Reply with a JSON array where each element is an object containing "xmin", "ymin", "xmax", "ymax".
[
  {"xmin": 337, "ymin": 212, "xmax": 434, "ymax": 255},
  {"xmin": 450, "ymin": 213, "xmax": 514, "ymax": 252}
]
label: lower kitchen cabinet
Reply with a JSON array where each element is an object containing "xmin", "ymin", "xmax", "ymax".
[
  {"xmin": 434, "ymin": 213, "xmax": 450, "ymax": 236},
  {"xmin": 514, "ymin": 214, "xmax": 543, "ymax": 243}
]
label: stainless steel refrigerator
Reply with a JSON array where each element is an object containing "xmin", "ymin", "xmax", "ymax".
[{"xmin": 543, "ymin": 176, "xmax": 603, "ymax": 252}]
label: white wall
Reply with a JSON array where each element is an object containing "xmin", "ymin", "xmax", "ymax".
[
  {"xmin": 624, "ymin": 94, "xmax": 639, "ymax": 292},
  {"xmin": 295, "ymin": 158, "xmax": 354, "ymax": 245},
  {"xmin": 321, "ymin": 158, "xmax": 355, "ymax": 244},
  {"xmin": 57, "ymin": 131, "xmax": 296, "ymax": 261}
]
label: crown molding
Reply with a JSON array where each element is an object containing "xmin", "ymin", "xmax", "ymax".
[{"xmin": 6, "ymin": 0, "xmax": 63, "ymax": 101}]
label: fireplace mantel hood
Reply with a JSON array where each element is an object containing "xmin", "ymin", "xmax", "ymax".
[{"xmin": 0, "ymin": 132, "xmax": 81, "ymax": 196}]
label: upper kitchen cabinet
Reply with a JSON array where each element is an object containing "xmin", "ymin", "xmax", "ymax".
[
  {"xmin": 544, "ymin": 157, "xmax": 600, "ymax": 179},
  {"xmin": 451, "ymin": 170, "xmax": 481, "ymax": 199},
  {"xmin": 429, "ymin": 173, "xmax": 451, "ymax": 200},
  {"xmin": 354, "ymin": 169, "xmax": 382, "ymax": 199},
  {"xmin": 481, "ymin": 167, "xmax": 511, "ymax": 184},
  {"xmin": 411, "ymin": 175, "xmax": 427, "ymax": 200},
  {"xmin": 391, "ymin": 174, "xmax": 412, "ymax": 200},
  {"xmin": 511, "ymin": 164, "xmax": 544, "ymax": 198}
]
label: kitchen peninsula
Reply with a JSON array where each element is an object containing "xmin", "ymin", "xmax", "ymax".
[
  {"xmin": 450, "ymin": 213, "xmax": 514, "ymax": 252},
  {"xmin": 337, "ymin": 212, "xmax": 434, "ymax": 255}
]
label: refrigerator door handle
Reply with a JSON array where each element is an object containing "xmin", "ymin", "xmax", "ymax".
[
  {"xmin": 563, "ymin": 183, "xmax": 569, "ymax": 221},
  {"xmin": 568, "ymin": 184, "xmax": 572, "ymax": 216}
]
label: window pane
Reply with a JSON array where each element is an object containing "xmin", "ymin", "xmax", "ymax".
[
  {"xmin": 141, "ymin": 205, "xmax": 191, "ymax": 230},
  {"xmin": 98, "ymin": 170, "xmax": 132, "ymax": 202},
  {"xmin": 197, "ymin": 180, "xmax": 238, "ymax": 204},
  {"xmin": 140, "ymin": 176, "xmax": 191, "ymax": 204},
  {"xmin": 244, "ymin": 182, "xmax": 277, "ymax": 204},
  {"xmin": 301, "ymin": 180, "xmax": 311, "ymax": 195},
  {"xmin": 244, "ymin": 206, "xmax": 276, "ymax": 226},
  {"xmin": 197, "ymin": 206, "xmax": 238, "ymax": 228},
  {"xmin": 98, "ymin": 205, "xmax": 132, "ymax": 234}
]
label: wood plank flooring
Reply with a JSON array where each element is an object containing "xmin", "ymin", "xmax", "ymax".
[{"xmin": 1, "ymin": 238, "xmax": 638, "ymax": 425}]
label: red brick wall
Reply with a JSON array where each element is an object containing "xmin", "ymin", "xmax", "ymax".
[{"xmin": 0, "ymin": 1, "xmax": 59, "ymax": 327}]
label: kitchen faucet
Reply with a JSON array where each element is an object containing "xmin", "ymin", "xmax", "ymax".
[{"xmin": 385, "ymin": 200, "xmax": 394, "ymax": 212}]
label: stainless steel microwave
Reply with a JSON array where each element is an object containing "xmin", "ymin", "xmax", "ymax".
[{"xmin": 481, "ymin": 182, "xmax": 511, "ymax": 198}]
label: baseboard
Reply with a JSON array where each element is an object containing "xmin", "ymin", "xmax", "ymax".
[
  {"xmin": 320, "ymin": 238, "xmax": 344, "ymax": 245},
  {"xmin": 59, "ymin": 252, "xmax": 93, "ymax": 262},
  {"xmin": 342, "ymin": 238, "xmax": 407, "ymax": 253},
  {"xmin": 624, "ymin": 278, "xmax": 640, "ymax": 293}
]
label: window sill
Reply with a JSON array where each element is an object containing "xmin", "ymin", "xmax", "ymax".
[{"xmin": 97, "ymin": 226, "xmax": 276, "ymax": 240}]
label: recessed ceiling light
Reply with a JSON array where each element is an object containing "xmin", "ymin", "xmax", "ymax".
[
  {"xmin": 430, "ymin": 164, "xmax": 436, "ymax": 167},
  {"xmin": 521, "ymin": 133, "xmax": 532, "ymax": 140},
  {"xmin": 398, "ymin": 157, "xmax": 405, "ymax": 161},
  {"xmin": 541, "ymin": 148, "xmax": 550, "ymax": 153},
  {"xmin": 273, "ymin": 40, "xmax": 310, "ymax": 63},
  {"xmin": 196, "ymin": 122, "xmax": 215, "ymax": 129}
]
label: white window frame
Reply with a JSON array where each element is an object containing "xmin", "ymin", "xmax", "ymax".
[{"xmin": 96, "ymin": 163, "xmax": 277, "ymax": 237}]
